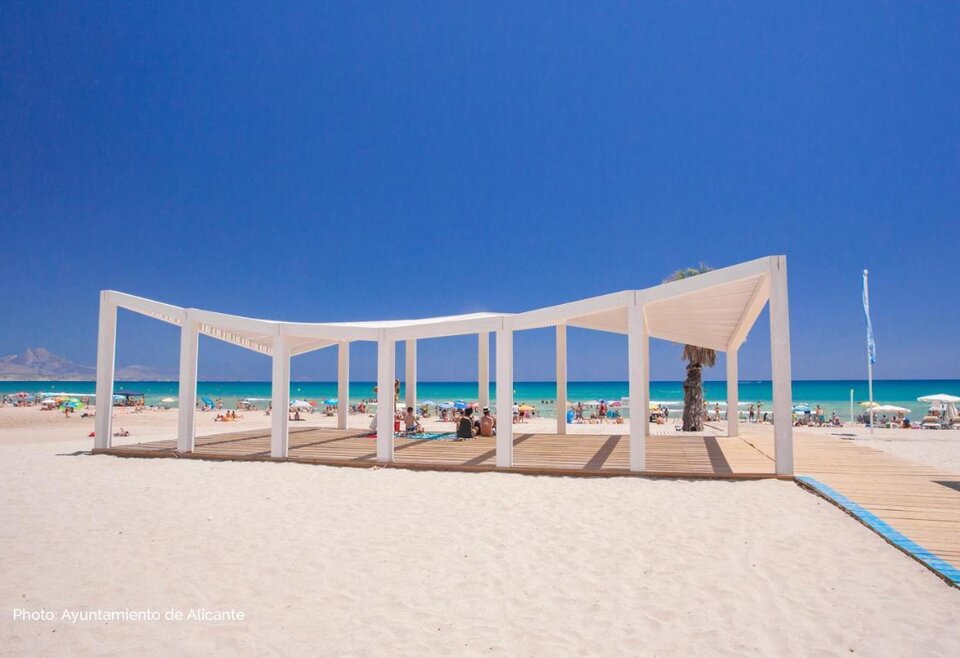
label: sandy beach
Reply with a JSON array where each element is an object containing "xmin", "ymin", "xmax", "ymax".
[{"xmin": 1, "ymin": 405, "xmax": 958, "ymax": 655}]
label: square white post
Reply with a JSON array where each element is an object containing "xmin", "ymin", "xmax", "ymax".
[
  {"xmin": 478, "ymin": 332, "xmax": 490, "ymax": 411},
  {"xmin": 404, "ymin": 339, "xmax": 417, "ymax": 410},
  {"xmin": 376, "ymin": 338, "xmax": 395, "ymax": 462},
  {"xmin": 641, "ymin": 325, "xmax": 650, "ymax": 439},
  {"xmin": 94, "ymin": 292, "xmax": 117, "ymax": 450},
  {"xmin": 627, "ymin": 302, "xmax": 648, "ymax": 472},
  {"xmin": 495, "ymin": 328, "xmax": 513, "ymax": 467},
  {"xmin": 769, "ymin": 256, "xmax": 794, "ymax": 475},
  {"xmin": 555, "ymin": 324, "xmax": 567, "ymax": 434},
  {"xmin": 337, "ymin": 341, "xmax": 349, "ymax": 430},
  {"xmin": 271, "ymin": 333, "xmax": 291, "ymax": 459},
  {"xmin": 176, "ymin": 313, "xmax": 199, "ymax": 452},
  {"xmin": 726, "ymin": 350, "xmax": 739, "ymax": 438}
]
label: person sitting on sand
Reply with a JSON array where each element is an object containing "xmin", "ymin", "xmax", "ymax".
[
  {"xmin": 479, "ymin": 408, "xmax": 496, "ymax": 437},
  {"xmin": 403, "ymin": 407, "xmax": 422, "ymax": 434},
  {"xmin": 456, "ymin": 408, "xmax": 476, "ymax": 439}
]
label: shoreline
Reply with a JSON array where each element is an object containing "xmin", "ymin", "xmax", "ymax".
[{"xmin": 3, "ymin": 378, "xmax": 958, "ymax": 422}]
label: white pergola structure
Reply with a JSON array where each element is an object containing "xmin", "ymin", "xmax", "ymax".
[{"xmin": 95, "ymin": 255, "xmax": 793, "ymax": 475}]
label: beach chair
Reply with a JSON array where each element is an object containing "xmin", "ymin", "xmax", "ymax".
[{"xmin": 921, "ymin": 415, "xmax": 942, "ymax": 430}]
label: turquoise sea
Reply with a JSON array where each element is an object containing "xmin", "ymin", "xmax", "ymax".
[{"xmin": 2, "ymin": 380, "xmax": 958, "ymax": 421}]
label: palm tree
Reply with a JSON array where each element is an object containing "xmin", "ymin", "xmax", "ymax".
[{"xmin": 664, "ymin": 264, "xmax": 716, "ymax": 431}]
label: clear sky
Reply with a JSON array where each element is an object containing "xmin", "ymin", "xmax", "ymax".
[{"xmin": 2, "ymin": 1, "xmax": 958, "ymax": 382}]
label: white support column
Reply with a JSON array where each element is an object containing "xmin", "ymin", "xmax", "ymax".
[
  {"xmin": 495, "ymin": 328, "xmax": 514, "ymax": 467},
  {"xmin": 769, "ymin": 256, "xmax": 794, "ymax": 475},
  {"xmin": 405, "ymin": 339, "xmax": 417, "ymax": 410},
  {"xmin": 641, "ymin": 322, "xmax": 650, "ymax": 439},
  {"xmin": 94, "ymin": 292, "xmax": 117, "ymax": 450},
  {"xmin": 176, "ymin": 313, "xmax": 199, "ymax": 452},
  {"xmin": 726, "ymin": 350, "xmax": 739, "ymax": 438},
  {"xmin": 627, "ymin": 302, "xmax": 648, "ymax": 472},
  {"xmin": 376, "ymin": 337, "xmax": 396, "ymax": 462},
  {"xmin": 337, "ymin": 341, "xmax": 349, "ymax": 430},
  {"xmin": 555, "ymin": 324, "xmax": 567, "ymax": 435},
  {"xmin": 478, "ymin": 332, "xmax": 490, "ymax": 410},
  {"xmin": 270, "ymin": 333, "xmax": 291, "ymax": 459}
]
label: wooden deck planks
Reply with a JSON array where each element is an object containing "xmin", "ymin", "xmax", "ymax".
[{"xmin": 98, "ymin": 428, "xmax": 777, "ymax": 478}]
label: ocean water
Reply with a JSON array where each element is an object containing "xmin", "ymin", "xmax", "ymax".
[{"xmin": 2, "ymin": 379, "xmax": 957, "ymax": 420}]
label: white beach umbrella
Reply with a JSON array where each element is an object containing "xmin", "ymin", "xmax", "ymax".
[
  {"xmin": 870, "ymin": 404, "xmax": 910, "ymax": 414},
  {"xmin": 917, "ymin": 393, "xmax": 960, "ymax": 403},
  {"xmin": 289, "ymin": 400, "xmax": 311, "ymax": 409}
]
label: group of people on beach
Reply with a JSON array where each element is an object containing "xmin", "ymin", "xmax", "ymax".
[{"xmin": 397, "ymin": 405, "xmax": 497, "ymax": 439}]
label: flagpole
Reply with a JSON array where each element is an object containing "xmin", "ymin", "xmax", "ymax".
[{"xmin": 864, "ymin": 269, "xmax": 874, "ymax": 434}]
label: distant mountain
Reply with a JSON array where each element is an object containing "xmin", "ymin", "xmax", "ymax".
[{"xmin": 0, "ymin": 348, "xmax": 172, "ymax": 381}]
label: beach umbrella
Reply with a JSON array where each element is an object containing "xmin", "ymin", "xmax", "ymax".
[
  {"xmin": 518, "ymin": 404, "xmax": 536, "ymax": 412},
  {"xmin": 917, "ymin": 394, "xmax": 960, "ymax": 403},
  {"xmin": 870, "ymin": 404, "xmax": 910, "ymax": 414},
  {"xmin": 438, "ymin": 402, "xmax": 455, "ymax": 410},
  {"xmin": 792, "ymin": 404, "xmax": 811, "ymax": 413},
  {"xmin": 41, "ymin": 398, "xmax": 56, "ymax": 405},
  {"xmin": 453, "ymin": 400, "xmax": 468, "ymax": 410},
  {"xmin": 290, "ymin": 400, "xmax": 311, "ymax": 409},
  {"xmin": 420, "ymin": 400, "xmax": 436, "ymax": 406},
  {"xmin": 323, "ymin": 398, "xmax": 338, "ymax": 406},
  {"xmin": 201, "ymin": 396, "xmax": 215, "ymax": 407},
  {"xmin": 160, "ymin": 397, "xmax": 176, "ymax": 403}
]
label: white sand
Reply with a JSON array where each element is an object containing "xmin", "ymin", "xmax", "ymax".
[{"xmin": 1, "ymin": 406, "xmax": 958, "ymax": 655}]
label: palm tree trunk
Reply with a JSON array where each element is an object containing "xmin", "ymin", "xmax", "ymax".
[{"xmin": 682, "ymin": 363, "xmax": 705, "ymax": 431}]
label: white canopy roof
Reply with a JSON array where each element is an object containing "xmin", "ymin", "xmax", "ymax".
[{"xmin": 103, "ymin": 255, "xmax": 783, "ymax": 357}]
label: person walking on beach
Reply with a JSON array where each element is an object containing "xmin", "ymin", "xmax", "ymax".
[{"xmin": 748, "ymin": 404, "xmax": 755, "ymax": 423}]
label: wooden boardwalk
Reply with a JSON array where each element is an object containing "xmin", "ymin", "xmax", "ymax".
[
  {"xmin": 97, "ymin": 424, "xmax": 960, "ymax": 585},
  {"xmin": 95, "ymin": 427, "xmax": 777, "ymax": 478}
]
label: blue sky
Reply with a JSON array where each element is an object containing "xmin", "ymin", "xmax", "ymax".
[{"xmin": 2, "ymin": 1, "xmax": 958, "ymax": 382}]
